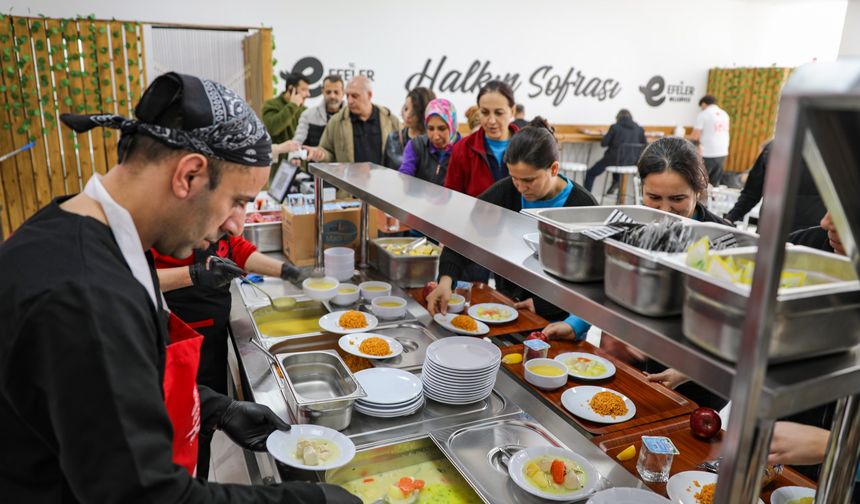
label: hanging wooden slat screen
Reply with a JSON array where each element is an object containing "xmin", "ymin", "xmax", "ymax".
[
  {"xmin": 0, "ymin": 14, "xmax": 146, "ymax": 239},
  {"xmin": 706, "ymin": 66, "xmax": 793, "ymax": 173}
]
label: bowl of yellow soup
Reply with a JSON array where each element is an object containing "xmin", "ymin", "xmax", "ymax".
[
  {"xmin": 359, "ymin": 281, "xmax": 392, "ymax": 300},
  {"xmin": 302, "ymin": 276, "xmax": 340, "ymax": 301},
  {"xmin": 446, "ymin": 294, "xmax": 466, "ymax": 314},
  {"xmin": 370, "ymin": 296, "xmax": 408, "ymax": 320},
  {"xmin": 524, "ymin": 358, "xmax": 568, "ymax": 390},
  {"xmin": 332, "ymin": 283, "xmax": 360, "ymax": 306}
]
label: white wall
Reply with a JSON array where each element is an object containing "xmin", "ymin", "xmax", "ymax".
[
  {"xmin": 0, "ymin": 0, "xmax": 848, "ymax": 126},
  {"xmin": 840, "ymin": 0, "xmax": 860, "ymax": 57}
]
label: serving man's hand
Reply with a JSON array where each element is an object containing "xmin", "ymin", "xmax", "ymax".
[{"xmin": 219, "ymin": 401, "xmax": 290, "ymax": 452}]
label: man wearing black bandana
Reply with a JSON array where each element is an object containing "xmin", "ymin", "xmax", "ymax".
[{"xmin": 0, "ymin": 73, "xmax": 359, "ymax": 503}]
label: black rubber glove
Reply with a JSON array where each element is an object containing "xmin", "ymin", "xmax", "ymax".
[
  {"xmin": 318, "ymin": 483, "xmax": 362, "ymax": 504},
  {"xmin": 190, "ymin": 256, "xmax": 246, "ymax": 289},
  {"xmin": 280, "ymin": 263, "xmax": 322, "ymax": 284},
  {"xmin": 280, "ymin": 263, "xmax": 302, "ymax": 282},
  {"xmin": 219, "ymin": 400, "xmax": 291, "ymax": 452}
]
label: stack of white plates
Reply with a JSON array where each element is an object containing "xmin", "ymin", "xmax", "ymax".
[
  {"xmin": 354, "ymin": 368, "xmax": 424, "ymax": 418},
  {"xmin": 324, "ymin": 247, "xmax": 355, "ymax": 281},
  {"xmin": 421, "ymin": 336, "xmax": 501, "ymax": 404}
]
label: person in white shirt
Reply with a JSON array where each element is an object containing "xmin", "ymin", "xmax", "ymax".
[{"xmin": 689, "ymin": 95, "xmax": 730, "ymax": 185}]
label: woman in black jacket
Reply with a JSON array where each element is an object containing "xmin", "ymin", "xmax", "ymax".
[
  {"xmin": 584, "ymin": 109, "xmax": 647, "ymax": 191},
  {"xmin": 383, "ymin": 87, "xmax": 435, "ymax": 169},
  {"xmin": 425, "ymin": 117, "xmax": 597, "ymax": 322},
  {"xmin": 604, "ymin": 137, "xmax": 730, "ymax": 409}
]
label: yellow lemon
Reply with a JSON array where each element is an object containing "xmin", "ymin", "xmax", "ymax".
[
  {"xmin": 502, "ymin": 353, "xmax": 523, "ymax": 365},
  {"xmin": 616, "ymin": 445, "xmax": 636, "ymax": 462}
]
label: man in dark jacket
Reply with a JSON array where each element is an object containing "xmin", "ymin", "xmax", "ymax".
[
  {"xmin": 584, "ymin": 109, "xmax": 647, "ymax": 191},
  {"xmin": 725, "ymin": 141, "xmax": 826, "ymax": 231},
  {"xmin": 0, "ymin": 73, "xmax": 358, "ymax": 504}
]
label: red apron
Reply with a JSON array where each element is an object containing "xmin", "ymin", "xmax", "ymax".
[{"xmin": 163, "ymin": 312, "xmax": 205, "ymax": 475}]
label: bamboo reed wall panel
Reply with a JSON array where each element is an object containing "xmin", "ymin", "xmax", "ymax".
[
  {"xmin": 0, "ymin": 15, "xmax": 145, "ymax": 238},
  {"xmin": 706, "ymin": 67, "xmax": 792, "ymax": 173},
  {"xmin": 243, "ymin": 28, "xmax": 274, "ymax": 118}
]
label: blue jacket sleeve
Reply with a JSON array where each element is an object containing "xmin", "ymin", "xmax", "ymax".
[{"xmin": 562, "ymin": 313, "xmax": 591, "ymax": 341}]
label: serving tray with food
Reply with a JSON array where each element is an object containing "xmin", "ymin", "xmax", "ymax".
[{"xmin": 500, "ymin": 340, "xmax": 697, "ymax": 434}]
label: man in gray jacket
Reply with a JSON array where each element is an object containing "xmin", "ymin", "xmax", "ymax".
[{"xmin": 293, "ymin": 75, "xmax": 346, "ymax": 148}]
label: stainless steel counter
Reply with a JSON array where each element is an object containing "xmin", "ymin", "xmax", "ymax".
[
  {"xmin": 228, "ymin": 262, "xmax": 645, "ymax": 497},
  {"xmin": 307, "ymin": 162, "xmax": 860, "ymax": 420}
]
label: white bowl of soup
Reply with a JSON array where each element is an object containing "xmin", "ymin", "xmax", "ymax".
[
  {"xmin": 302, "ymin": 276, "xmax": 340, "ymax": 301},
  {"xmin": 331, "ymin": 283, "xmax": 360, "ymax": 306},
  {"xmin": 446, "ymin": 294, "xmax": 466, "ymax": 314},
  {"xmin": 524, "ymin": 358, "xmax": 568, "ymax": 390},
  {"xmin": 359, "ymin": 281, "xmax": 392, "ymax": 300},
  {"xmin": 370, "ymin": 296, "xmax": 408, "ymax": 319}
]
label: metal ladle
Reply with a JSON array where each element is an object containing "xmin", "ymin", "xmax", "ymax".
[{"xmin": 239, "ymin": 277, "xmax": 296, "ymax": 311}]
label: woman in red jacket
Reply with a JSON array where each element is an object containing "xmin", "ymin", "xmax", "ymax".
[{"xmin": 444, "ymin": 80, "xmax": 518, "ymax": 197}]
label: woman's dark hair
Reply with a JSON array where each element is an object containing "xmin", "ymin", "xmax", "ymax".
[
  {"xmin": 616, "ymin": 109, "xmax": 632, "ymax": 122},
  {"xmin": 284, "ymin": 72, "xmax": 310, "ymax": 93},
  {"xmin": 637, "ymin": 137, "xmax": 708, "ymax": 195},
  {"xmin": 477, "ymin": 80, "xmax": 515, "ymax": 107},
  {"xmin": 406, "ymin": 87, "xmax": 435, "ymax": 133},
  {"xmin": 504, "ymin": 116, "xmax": 558, "ymax": 169}
]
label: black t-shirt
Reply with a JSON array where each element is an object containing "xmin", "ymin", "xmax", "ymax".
[
  {"xmin": 0, "ymin": 198, "xmax": 322, "ymax": 503},
  {"xmin": 351, "ymin": 106, "xmax": 382, "ymax": 164}
]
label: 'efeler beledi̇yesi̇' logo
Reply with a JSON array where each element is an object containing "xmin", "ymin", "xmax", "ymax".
[
  {"xmin": 282, "ymin": 57, "xmax": 376, "ymax": 98},
  {"xmin": 639, "ymin": 75, "xmax": 695, "ymax": 107}
]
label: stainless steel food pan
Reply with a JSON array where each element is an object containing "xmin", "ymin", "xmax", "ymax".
[
  {"xmin": 324, "ymin": 437, "xmax": 485, "ymax": 503},
  {"xmin": 243, "ymin": 220, "xmax": 283, "ymax": 252},
  {"xmin": 603, "ymin": 221, "xmax": 759, "ymax": 316},
  {"xmin": 279, "ymin": 350, "xmax": 366, "ymax": 430},
  {"xmin": 673, "ymin": 246, "xmax": 860, "ymax": 362},
  {"xmin": 522, "ymin": 206, "xmax": 684, "ymax": 282},
  {"xmin": 368, "ymin": 237, "xmax": 441, "ymax": 288}
]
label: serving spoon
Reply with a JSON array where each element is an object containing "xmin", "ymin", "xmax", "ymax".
[{"xmin": 239, "ymin": 277, "xmax": 296, "ymax": 311}]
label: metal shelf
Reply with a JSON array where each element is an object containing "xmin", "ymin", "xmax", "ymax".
[{"xmin": 308, "ymin": 162, "xmax": 860, "ymax": 419}]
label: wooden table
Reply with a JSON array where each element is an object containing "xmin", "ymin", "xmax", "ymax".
[
  {"xmin": 500, "ymin": 340, "xmax": 698, "ymax": 435},
  {"xmin": 592, "ymin": 416, "xmax": 816, "ymax": 502},
  {"xmin": 408, "ymin": 282, "xmax": 548, "ymax": 337}
]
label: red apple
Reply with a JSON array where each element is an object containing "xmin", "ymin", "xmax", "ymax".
[
  {"xmin": 422, "ymin": 281, "xmax": 437, "ymax": 300},
  {"xmin": 690, "ymin": 407, "xmax": 722, "ymax": 439},
  {"xmin": 526, "ymin": 331, "xmax": 548, "ymax": 342}
]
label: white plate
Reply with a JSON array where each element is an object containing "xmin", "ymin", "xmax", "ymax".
[
  {"xmin": 425, "ymin": 336, "xmax": 501, "ymax": 370},
  {"xmin": 338, "ymin": 333, "xmax": 403, "ymax": 360},
  {"xmin": 560, "ymin": 386, "xmax": 636, "ymax": 424},
  {"xmin": 355, "ymin": 397, "xmax": 425, "ymax": 417},
  {"xmin": 586, "ymin": 488, "xmax": 670, "ymax": 504},
  {"xmin": 468, "ymin": 303, "xmax": 519, "ymax": 324},
  {"xmin": 354, "ymin": 368, "xmax": 422, "ymax": 405},
  {"xmin": 554, "ymin": 352, "xmax": 617, "ymax": 381},
  {"xmin": 319, "ymin": 311, "xmax": 378, "ymax": 334},
  {"xmin": 433, "ymin": 313, "xmax": 491, "ymax": 336},
  {"xmin": 508, "ymin": 445, "xmax": 599, "ymax": 501},
  {"xmin": 356, "ymin": 395, "xmax": 423, "ymax": 411},
  {"xmin": 421, "ymin": 371, "xmax": 497, "ymax": 390},
  {"xmin": 666, "ymin": 471, "xmax": 764, "ymax": 504},
  {"xmin": 421, "ymin": 379, "xmax": 495, "ymax": 397},
  {"xmin": 266, "ymin": 425, "xmax": 355, "ymax": 471},
  {"xmin": 424, "ymin": 378, "xmax": 496, "ymax": 392},
  {"xmin": 770, "ymin": 486, "xmax": 816, "ymax": 504},
  {"xmin": 424, "ymin": 358, "xmax": 500, "ymax": 375},
  {"xmin": 523, "ymin": 232, "xmax": 540, "ymax": 255},
  {"xmin": 424, "ymin": 391, "xmax": 493, "ymax": 405}
]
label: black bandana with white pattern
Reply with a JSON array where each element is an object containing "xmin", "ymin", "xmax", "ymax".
[{"xmin": 60, "ymin": 72, "xmax": 272, "ymax": 167}]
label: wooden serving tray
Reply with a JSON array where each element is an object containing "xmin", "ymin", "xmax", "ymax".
[
  {"xmin": 592, "ymin": 416, "xmax": 816, "ymax": 502},
  {"xmin": 409, "ymin": 282, "xmax": 548, "ymax": 337},
  {"xmin": 500, "ymin": 340, "xmax": 698, "ymax": 435}
]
